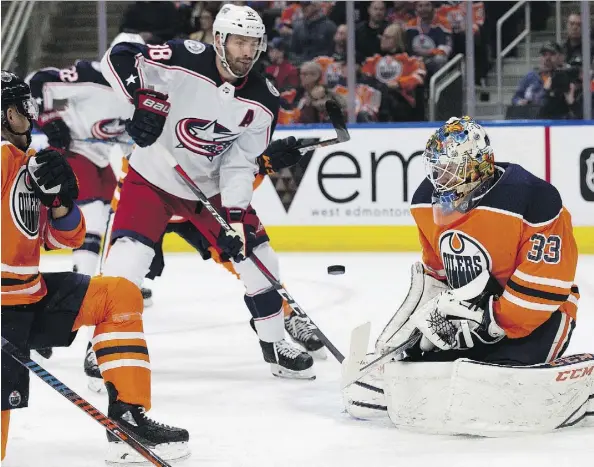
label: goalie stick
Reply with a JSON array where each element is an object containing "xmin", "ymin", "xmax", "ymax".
[{"xmin": 1, "ymin": 337, "xmax": 171, "ymax": 467}]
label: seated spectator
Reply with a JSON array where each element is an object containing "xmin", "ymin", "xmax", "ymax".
[
  {"xmin": 355, "ymin": 1, "xmax": 389, "ymax": 63},
  {"xmin": 189, "ymin": 6, "xmax": 217, "ymax": 44},
  {"xmin": 298, "ymin": 85, "xmax": 346, "ymax": 124},
  {"xmin": 120, "ymin": 1, "xmax": 183, "ymax": 43},
  {"xmin": 290, "ymin": 2, "xmax": 337, "ymax": 63},
  {"xmin": 563, "ymin": 13, "xmax": 594, "ymax": 63},
  {"xmin": 265, "ymin": 38, "xmax": 299, "ymax": 90},
  {"xmin": 334, "ymin": 83, "xmax": 383, "ymax": 122},
  {"xmin": 511, "ymin": 42, "xmax": 561, "ymax": 107},
  {"xmin": 437, "ymin": 1, "xmax": 489, "ymax": 86},
  {"xmin": 387, "ymin": 1, "xmax": 416, "ymax": 26},
  {"xmin": 362, "ymin": 23, "xmax": 427, "ymax": 121},
  {"xmin": 315, "ymin": 24, "xmax": 348, "ymax": 87},
  {"xmin": 278, "ymin": 61, "xmax": 324, "ymax": 124},
  {"xmin": 405, "ymin": 1, "xmax": 452, "ymax": 75},
  {"xmin": 540, "ymin": 55, "xmax": 592, "ymax": 119}
]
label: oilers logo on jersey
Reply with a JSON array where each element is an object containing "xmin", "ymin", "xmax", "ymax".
[
  {"xmin": 438, "ymin": 230, "xmax": 492, "ymax": 289},
  {"xmin": 175, "ymin": 118, "xmax": 239, "ymax": 160},
  {"xmin": 10, "ymin": 167, "xmax": 40, "ymax": 239},
  {"xmin": 91, "ymin": 118, "xmax": 127, "ymax": 140}
]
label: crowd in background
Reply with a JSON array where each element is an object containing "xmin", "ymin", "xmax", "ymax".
[{"xmin": 118, "ymin": 1, "xmax": 592, "ymax": 123}]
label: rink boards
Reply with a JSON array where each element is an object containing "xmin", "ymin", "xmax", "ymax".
[{"xmin": 33, "ymin": 120, "xmax": 594, "ymax": 253}]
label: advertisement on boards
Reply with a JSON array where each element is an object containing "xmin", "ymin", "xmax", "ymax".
[{"xmin": 253, "ymin": 125, "xmax": 546, "ymax": 227}]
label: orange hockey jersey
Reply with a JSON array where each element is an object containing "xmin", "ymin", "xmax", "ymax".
[
  {"xmin": 410, "ymin": 163, "xmax": 579, "ymax": 339},
  {"xmin": 2, "ymin": 141, "xmax": 86, "ymax": 305},
  {"xmin": 437, "ymin": 1, "xmax": 485, "ymax": 34},
  {"xmin": 361, "ymin": 53, "xmax": 426, "ymax": 106}
]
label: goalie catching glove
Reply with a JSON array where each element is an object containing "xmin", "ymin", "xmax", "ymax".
[{"xmin": 411, "ymin": 270, "xmax": 505, "ymax": 352}]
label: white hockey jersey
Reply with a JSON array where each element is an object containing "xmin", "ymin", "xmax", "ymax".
[
  {"xmin": 27, "ymin": 61, "xmax": 134, "ymax": 168},
  {"xmin": 100, "ymin": 40, "xmax": 279, "ymax": 209}
]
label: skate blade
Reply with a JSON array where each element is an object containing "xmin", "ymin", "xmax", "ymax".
[
  {"xmin": 309, "ymin": 347, "xmax": 328, "ymax": 360},
  {"xmin": 270, "ymin": 363, "xmax": 316, "ymax": 380},
  {"xmin": 87, "ymin": 376, "xmax": 106, "ymax": 393},
  {"xmin": 105, "ymin": 441, "xmax": 190, "ymax": 465}
]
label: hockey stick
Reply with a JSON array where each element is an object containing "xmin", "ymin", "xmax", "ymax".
[
  {"xmin": 341, "ymin": 325, "xmax": 421, "ymax": 389},
  {"xmin": 160, "ymin": 148, "xmax": 345, "ymax": 363},
  {"xmin": 0, "ymin": 337, "xmax": 171, "ymax": 467},
  {"xmin": 72, "ymin": 137, "xmax": 134, "ymax": 145},
  {"xmin": 292, "ymin": 100, "xmax": 350, "ymax": 155},
  {"xmin": 99, "ymin": 207, "xmax": 115, "ymax": 273}
]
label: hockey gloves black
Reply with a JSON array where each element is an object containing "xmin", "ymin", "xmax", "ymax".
[
  {"xmin": 126, "ymin": 89, "xmax": 170, "ymax": 148},
  {"xmin": 27, "ymin": 149, "xmax": 79, "ymax": 209},
  {"xmin": 37, "ymin": 111, "xmax": 71, "ymax": 151},
  {"xmin": 216, "ymin": 207, "xmax": 248, "ymax": 262},
  {"xmin": 257, "ymin": 136, "xmax": 302, "ymax": 175}
]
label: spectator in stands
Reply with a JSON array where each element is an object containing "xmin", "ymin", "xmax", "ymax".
[
  {"xmin": 265, "ymin": 38, "xmax": 299, "ymax": 90},
  {"xmin": 563, "ymin": 13, "xmax": 593, "ymax": 64},
  {"xmin": 405, "ymin": 1, "xmax": 452, "ymax": 75},
  {"xmin": 511, "ymin": 42, "xmax": 561, "ymax": 107},
  {"xmin": 362, "ymin": 23, "xmax": 427, "ymax": 121},
  {"xmin": 540, "ymin": 55, "xmax": 591, "ymax": 120},
  {"xmin": 355, "ymin": 1, "xmax": 389, "ymax": 63},
  {"xmin": 298, "ymin": 84, "xmax": 346, "ymax": 124},
  {"xmin": 189, "ymin": 6, "xmax": 217, "ymax": 44},
  {"xmin": 120, "ymin": 1, "xmax": 183, "ymax": 43},
  {"xmin": 277, "ymin": 61, "xmax": 323, "ymax": 124},
  {"xmin": 315, "ymin": 24, "xmax": 348, "ymax": 87},
  {"xmin": 387, "ymin": 1, "xmax": 416, "ymax": 27},
  {"xmin": 437, "ymin": 1, "xmax": 489, "ymax": 87},
  {"xmin": 290, "ymin": 2, "xmax": 337, "ymax": 63}
]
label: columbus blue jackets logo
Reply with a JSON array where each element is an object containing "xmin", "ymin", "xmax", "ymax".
[
  {"xmin": 175, "ymin": 118, "xmax": 239, "ymax": 160},
  {"xmin": 439, "ymin": 230, "xmax": 492, "ymax": 289},
  {"xmin": 91, "ymin": 118, "xmax": 126, "ymax": 140}
]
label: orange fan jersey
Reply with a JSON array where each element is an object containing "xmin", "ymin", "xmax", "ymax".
[
  {"xmin": 333, "ymin": 84, "xmax": 382, "ymax": 117},
  {"xmin": 314, "ymin": 56, "xmax": 346, "ymax": 87},
  {"xmin": 1, "ymin": 141, "xmax": 86, "ymax": 305},
  {"xmin": 361, "ymin": 53, "xmax": 426, "ymax": 106},
  {"xmin": 437, "ymin": 1, "xmax": 485, "ymax": 34},
  {"xmin": 410, "ymin": 163, "xmax": 579, "ymax": 340}
]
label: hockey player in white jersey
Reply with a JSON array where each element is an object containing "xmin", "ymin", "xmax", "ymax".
[
  {"xmin": 26, "ymin": 33, "xmax": 142, "ymax": 278},
  {"xmin": 101, "ymin": 4, "xmax": 315, "ymax": 379}
]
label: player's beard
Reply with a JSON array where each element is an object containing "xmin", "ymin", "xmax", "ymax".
[{"xmin": 228, "ymin": 54, "xmax": 254, "ymax": 77}]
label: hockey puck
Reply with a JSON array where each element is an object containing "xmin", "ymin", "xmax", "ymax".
[{"xmin": 327, "ymin": 265, "xmax": 346, "ymax": 275}]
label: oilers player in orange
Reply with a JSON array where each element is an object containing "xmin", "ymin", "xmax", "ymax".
[
  {"xmin": 344, "ymin": 116, "xmax": 581, "ymax": 423},
  {"xmin": 0, "ymin": 71, "xmax": 189, "ymax": 464}
]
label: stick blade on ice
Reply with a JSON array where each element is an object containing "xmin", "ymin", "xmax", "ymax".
[{"xmin": 341, "ymin": 322, "xmax": 371, "ymax": 389}]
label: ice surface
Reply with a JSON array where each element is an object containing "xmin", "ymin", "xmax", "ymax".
[{"xmin": 4, "ymin": 253, "xmax": 594, "ymax": 467}]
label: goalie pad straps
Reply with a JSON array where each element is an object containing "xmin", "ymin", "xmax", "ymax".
[{"xmin": 375, "ymin": 262, "xmax": 449, "ymax": 353}]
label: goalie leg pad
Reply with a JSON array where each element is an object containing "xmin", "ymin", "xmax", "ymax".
[
  {"xmin": 342, "ymin": 354, "xmax": 388, "ymax": 420},
  {"xmin": 383, "ymin": 353, "xmax": 594, "ymax": 436}
]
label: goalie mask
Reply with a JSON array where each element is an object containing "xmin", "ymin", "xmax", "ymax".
[
  {"xmin": 213, "ymin": 4, "xmax": 267, "ymax": 79},
  {"xmin": 423, "ymin": 116, "xmax": 495, "ymax": 226},
  {"xmin": 1, "ymin": 70, "xmax": 39, "ymax": 149}
]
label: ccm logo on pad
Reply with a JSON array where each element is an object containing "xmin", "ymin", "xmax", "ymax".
[{"xmin": 556, "ymin": 365, "xmax": 594, "ymax": 381}]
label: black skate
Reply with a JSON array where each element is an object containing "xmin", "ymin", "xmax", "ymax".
[
  {"xmin": 35, "ymin": 347, "xmax": 53, "ymax": 359},
  {"xmin": 260, "ymin": 339, "xmax": 315, "ymax": 380},
  {"xmin": 84, "ymin": 342, "xmax": 105, "ymax": 393},
  {"xmin": 105, "ymin": 382, "xmax": 190, "ymax": 464},
  {"xmin": 284, "ymin": 311, "xmax": 327, "ymax": 360},
  {"xmin": 141, "ymin": 287, "xmax": 153, "ymax": 307}
]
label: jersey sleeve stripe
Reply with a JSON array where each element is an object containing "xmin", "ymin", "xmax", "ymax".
[
  {"xmin": 512, "ymin": 269, "xmax": 574, "ymax": 288},
  {"xmin": 46, "ymin": 229, "xmax": 71, "ymax": 250},
  {"xmin": 506, "ymin": 279, "xmax": 569, "ymax": 302},
  {"xmin": 1, "ymin": 263, "xmax": 39, "ymax": 275},
  {"xmin": 501, "ymin": 291, "xmax": 559, "ymax": 312}
]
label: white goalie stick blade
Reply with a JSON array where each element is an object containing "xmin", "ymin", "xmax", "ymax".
[
  {"xmin": 341, "ymin": 323, "xmax": 371, "ymax": 389},
  {"xmin": 342, "ymin": 328, "xmax": 421, "ymax": 389}
]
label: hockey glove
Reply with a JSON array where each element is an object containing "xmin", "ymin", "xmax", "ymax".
[
  {"xmin": 27, "ymin": 149, "xmax": 79, "ymax": 209},
  {"xmin": 410, "ymin": 271, "xmax": 506, "ymax": 352},
  {"xmin": 126, "ymin": 89, "xmax": 170, "ymax": 147},
  {"xmin": 37, "ymin": 111, "xmax": 71, "ymax": 151},
  {"xmin": 257, "ymin": 136, "xmax": 301, "ymax": 175},
  {"xmin": 216, "ymin": 208, "xmax": 247, "ymax": 263}
]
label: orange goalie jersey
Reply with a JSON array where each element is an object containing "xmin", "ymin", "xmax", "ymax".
[
  {"xmin": 1, "ymin": 141, "xmax": 86, "ymax": 305},
  {"xmin": 411, "ymin": 162, "xmax": 579, "ymax": 340}
]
